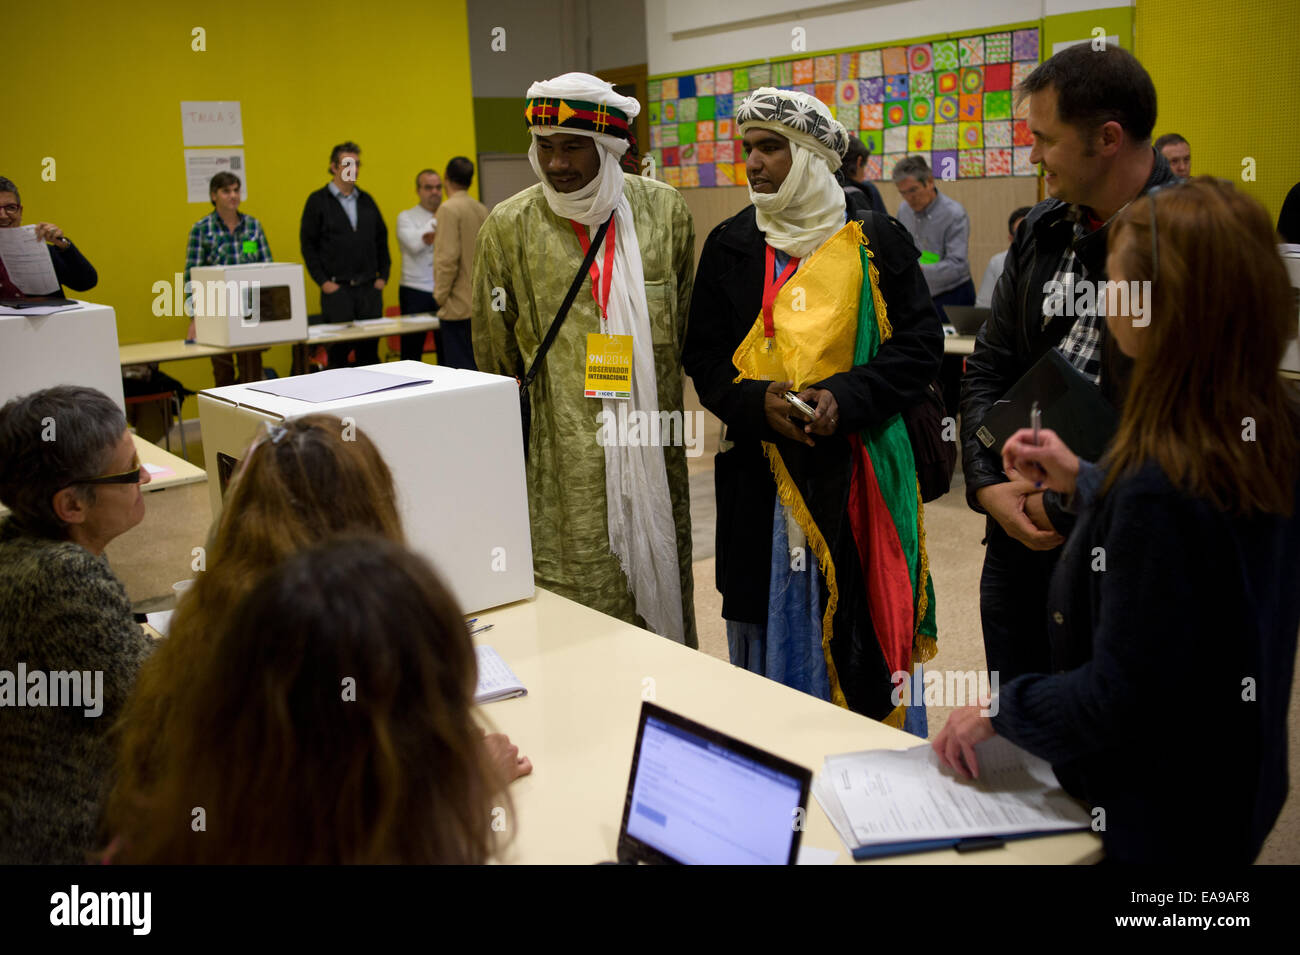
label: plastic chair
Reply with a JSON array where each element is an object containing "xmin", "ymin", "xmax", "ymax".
[{"xmin": 125, "ymin": 391, "xmax": 188, "ymax": 459}]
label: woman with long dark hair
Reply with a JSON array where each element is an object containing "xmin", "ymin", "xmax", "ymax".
[{"xmin": 934, "ymin": 178, "xmax": 1300, "ymax": 863}]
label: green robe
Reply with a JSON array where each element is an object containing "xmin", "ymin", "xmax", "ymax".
[{"xmin": 472, "ymin": 173, "xmax": 697, "ymax": 647}]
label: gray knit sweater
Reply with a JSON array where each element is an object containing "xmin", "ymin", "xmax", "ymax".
[{"xmin": 0, "ymin": 518, "xmax": 152, "ymax": 864}]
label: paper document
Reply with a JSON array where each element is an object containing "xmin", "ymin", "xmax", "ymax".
[
  {"xmin": 0, "ymin": 301, "xmax": 81, "ymax": 316},
  {"xmin": 246, "ymin": 367, "xmax": 427, "ymax": 403},
  {"xmin": 145, "ymin": 610, "xmax": 174, "ymax": 637},
  {"xmin": 352, "ymin": 317, "xmax": 395, "ymax": 327},
  {"xmin": 0, "ymin": 226, "xmax": 59, "ymax": 295},
  {"xmin": 817, "ymin": 738, "xmax": 1090, "ymax": 853},
  {"xmin": 306, "ymin": 323, "xmax": 349, "ymax": 338},
  {"xmin": 474, "ymin": 646, "xmax": 527, "ymax": 704}
]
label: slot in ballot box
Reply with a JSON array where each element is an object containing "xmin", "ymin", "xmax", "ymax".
[
  {"xmin": 0, "ymin": 301, "xmax": 125, "ymax": 409},
  {"xmin": 197, "ymin": 361, "xmax": 534, "ymax": 614},
  {"xmin": 191, "ymin": 262, "xmax": 308, "ymax": 348}
]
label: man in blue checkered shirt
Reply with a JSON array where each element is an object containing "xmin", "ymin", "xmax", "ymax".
[{"xmin": 184, "ymin": 171, "xmax": 273, "ymax": 385}]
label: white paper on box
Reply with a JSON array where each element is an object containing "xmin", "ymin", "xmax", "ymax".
[{"xmin": 247, "ymin": 368, "xmax": 427, "ymax": 403}]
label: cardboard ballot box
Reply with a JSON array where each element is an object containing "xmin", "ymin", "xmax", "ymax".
[
  {"xmin": 191, "ymin": 262, "xmax": 308, "ymax": 348},
  {"xmin": 197, "ymin": 361, "xmax": 534, "ymax": 613},
  {"xmin": 0, "ymin": 301, "xmax": 125, "ymax": 410}
]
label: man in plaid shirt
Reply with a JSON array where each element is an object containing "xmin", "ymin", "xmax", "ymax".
[{"xmin": 184, "ymin": 171, "xmax": 273, "ymax": 385}]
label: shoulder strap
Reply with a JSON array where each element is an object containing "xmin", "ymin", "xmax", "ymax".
[{"xmin": 520, "ymin": 213, "xmax": 614, "ymax": 390}]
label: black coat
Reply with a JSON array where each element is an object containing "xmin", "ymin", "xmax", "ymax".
[
  {"xmin": 959, "ymin": 150, "xmax": 1177, "ymax": 524},
  {"xmin": 49, "ymin": 242, "xmax": 97, "ymax": 295},
  {"xmin": 683, "ymin": 206, "xmax": 943, "ymax": 626},
  {"xmin": 992, "ymin": 459, "xmax": 1300, "ymax": 863},
  {"xmin": 298, "ymin": 186, "xmax": 390, "ymax": 287}
]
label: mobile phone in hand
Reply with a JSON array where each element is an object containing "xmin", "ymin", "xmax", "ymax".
[{"xmin": 783, "ymin": 391, "xmax": 817, "ymax": 421}]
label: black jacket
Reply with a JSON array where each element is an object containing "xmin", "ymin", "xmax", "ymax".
[
  {"xmin": 49, "ymin": 242, "xmax": 97, "ymax": 294},
  {"xmin": 298, "ymin": 186, "xmax": 390, "ymax": 287},
  {"xmin": 683, "ymin": 206, "xmax": 943, "ymax": 622},
  {"xmin": 959, "ymin": 150, "xmax": 1177, "ymax": 521},
  {"xmin": 844, "ymin": 180, "xmax": 887, "ymax": 217},
  {"xmin": 992, "ymin": 459, "xmax": 1300, "ymax": 863}
]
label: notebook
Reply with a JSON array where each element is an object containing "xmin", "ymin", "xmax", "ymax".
[
  {"xmin": 615, "ymin": 702, "xmax": 812, "ymax": 865},
  {"xmin": 944, "ymin": 305, "xmax": 991, "ymax": 336},
  {"xmin": 814, "ymin": 737, "xmax": 1091, "ymax": 860},
  {"xmin": 977, "ymin": 347, "xmax": 1118, "ymax": 462},
  {"xmin": 473, "ymin": 646, "xmax": 527, "ymax": 704}
]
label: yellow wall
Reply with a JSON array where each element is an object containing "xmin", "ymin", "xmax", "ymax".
[
  {"xmin": 1136, "ymin": 0, "xmax": 1300, "ymax": 221},
  {"xmin": 5, "ymin": 0, "xmax": 476, "ymax": 401}
]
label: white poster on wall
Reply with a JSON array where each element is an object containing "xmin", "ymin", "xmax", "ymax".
[
  {"xmin": 180, "ymin": 100, "xmax": 244, "ymax": 146},
  {"xmin": 184, "ymin": 149, "xmax": 248, "ymax": 203}
]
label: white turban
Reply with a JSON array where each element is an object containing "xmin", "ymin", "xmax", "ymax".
[
  {"xmin": 737, "ymin": 87, "xmax": 849, "ymax": 259},
  {"xmin": 522, "ymin": 72, "xmax": 685, "ymax": 646}
]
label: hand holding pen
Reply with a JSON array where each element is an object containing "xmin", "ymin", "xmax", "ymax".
[{"xmin": 1001, "ymin": 424, "xmax": 1081, "ymax": 497}]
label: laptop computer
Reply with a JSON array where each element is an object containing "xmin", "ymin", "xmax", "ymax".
[
  {"xmin": 615, "ymin": 702, "xmax": 813, "ymax": 865},
  {"xmin": 944, "ymin": 305, "xmax": 991, "ymax": 336}
]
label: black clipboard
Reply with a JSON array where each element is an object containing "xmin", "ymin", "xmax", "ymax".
[{"xmin": 976, "ymin": 348, "xmax": 1118, "ymax": 462}]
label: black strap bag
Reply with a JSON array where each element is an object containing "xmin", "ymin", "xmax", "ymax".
[
  {"xmin": 902, "ymin": 378, "xmax": 956, "ymax": 503},
  {"xmin": 516, "ymin": 214, "xmax": 614, "ymax": 458}
]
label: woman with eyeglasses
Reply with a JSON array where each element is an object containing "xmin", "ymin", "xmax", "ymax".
[
  {"xmin": 111, "ymin": 414, "xmax": 531, "ymax": 859},
  {"xmin": 934, "ymin": 178, "xmax": 1300, "ymax": 863},
  {"xmin": 0, "ymin": 386, "xmax": 154, "ymax": 863}
]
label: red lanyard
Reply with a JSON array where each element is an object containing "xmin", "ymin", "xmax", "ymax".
[
  {"xmin": 762, "ymin": 244, "xmax": 800, "ymax": 340},
  {"xmin": 570, "ymin": 218, "xmax": 617, "ymax": 323}
]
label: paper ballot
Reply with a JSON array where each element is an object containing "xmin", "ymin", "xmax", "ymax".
[
  {"xmin": 816, "ymin": 737, "xmax": 1091, "ymax": 853},
  {"xmin": 473, "ymin": 646, "xmax": 527, "ymax": 704},
  {"xmin": 0, "ymin": 226, "xmax": 60, "ymax": 295}
]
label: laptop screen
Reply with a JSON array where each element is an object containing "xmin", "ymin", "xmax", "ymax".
[{"xmin": 619, "ymin": 704, "xmax": 810, "ymax": 865}]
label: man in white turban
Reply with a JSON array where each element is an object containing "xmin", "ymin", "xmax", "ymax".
[
  {"xmin": 472, "ymin": 72, "xmax": 697, "ymax": 646},
  {"xmin": 683, "ymin": 88, "xmax": 944, "ymax": 730}
]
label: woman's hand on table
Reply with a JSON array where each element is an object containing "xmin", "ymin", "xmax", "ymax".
[
  {"xmin": 483, "ymin": 730, "xmax": 533, "ymax": 787},
  {"xmin": 932, "ymin": 705, "xmax": 997, "ymax": 779}
]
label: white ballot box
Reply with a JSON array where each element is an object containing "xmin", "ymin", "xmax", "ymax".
[
  {"xmin": 197, "ymin": 361, "xmax": 534, "ymax": 614},
  {"xmin": 191, "ymin": 262, "xmax": 308, "ymax": 348},
  {"xmin": 0, "ymin": 301, "xmax": 125, "ymax": 410}
]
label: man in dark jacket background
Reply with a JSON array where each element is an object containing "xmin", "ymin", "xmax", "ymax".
[
  {"xmin": 960, "ymin": 44, "xmax": 1177, "ymax": 682},
  {"xmin": 0, "ymin": 175, "xmax": 97, "ymax": 299},
  {"xmin": 299, "ymin": 141, "xmax": 390, "ymax": 368}
]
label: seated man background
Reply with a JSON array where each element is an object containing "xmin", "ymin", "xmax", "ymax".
[
  {"xmin": 0, "ymin": 175, "xmax": 97, "ymax": 299},
  {"xmin": 0, "ymin": 386, "xmax": 153, "ymax": 863},
  {"xmin": 891, "ymin": 155, "xmax": 975, "ymax": 322}
]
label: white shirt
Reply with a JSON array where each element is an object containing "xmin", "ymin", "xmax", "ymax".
[
  {"xmin": 976, "ymin": 249, "xmax": 1008, "ymax": 307},
  {"xmin": 396, "ymin": 204, "xmax": 437, "ymax": 293}
]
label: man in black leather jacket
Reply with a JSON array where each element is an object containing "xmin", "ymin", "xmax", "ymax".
[{"xmin": 960, "ymin": 44, "xmax": 1177, "ymax": 682}]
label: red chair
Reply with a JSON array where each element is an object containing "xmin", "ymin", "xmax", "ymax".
[
  {"xmin": 385, "ymin": 305, "xmax": 436, "ymax": 360},
  {"xmin": 125, "ymin": 391, "xmax": 188, "ymax": 459}
]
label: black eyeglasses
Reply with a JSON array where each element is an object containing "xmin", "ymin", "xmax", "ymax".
[
  {"xmin": 1143, "ymin": 180, "xmax": 1193, "ymax": 281},
  {"xmin": 73, "ymin": 455, "xmax": 143, "ymax": 486}
]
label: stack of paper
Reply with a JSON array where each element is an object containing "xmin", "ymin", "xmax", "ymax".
[
  {"xmin": 474, "ymin": 646, "xmax": 527, "ymax": 704},
  {"xmin": 814, "ymin": 737, "xmax": 1091, "ymax": 860}
]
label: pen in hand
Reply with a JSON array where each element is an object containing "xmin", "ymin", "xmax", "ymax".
[{"xmin": 1028, "ymin": 401, "xmax": 1046, "ymax": 486}]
